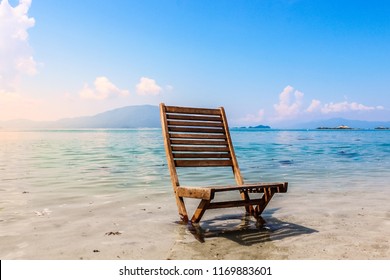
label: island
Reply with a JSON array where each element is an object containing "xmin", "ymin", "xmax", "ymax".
[
  {"xmin": 317, "ymin": 125, "xmax": 353, "ymax": 130},
  {"xmin": 237, "ymin": 124, "xmax": 271, "ymax": 129}
]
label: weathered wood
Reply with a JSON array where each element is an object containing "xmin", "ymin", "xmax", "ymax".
[
  {"xmin": 208, "ymin": 199, "xmax": 266, "ymax": 209},
  {"xmin": 175, "ymin": 159, "xmax": 233, "ymax": 167},
  {"xmin": 167, "ymin": 114, "xmax": 222, "ymax": 122},
  {"xmin": 168, "ymin": 126, "xmax": 225, "ymax": 134},
  {"xmin": 160, "ymin": 104, "xmax": 180, "ymax": 188},
  {"xmin": 211, "ymin": 182, "xmax": 288, "ymax": 193},
  {"xmin": 177, "ymin": 183, "xmax": 287, "ymax": 195},
  {"xmin": 220, "ymin": 107, "xmax": 244, "ymax": 186},
  {"xmin": 165, "ymin": 105, "xmax": 221, "ymax": 115},
  {"xmin": 172, "ymin": 153, "xmax": 231, "ymax": 159},
  {"xmin": 169, "ymin": 133, "xmax": 227, "ymax": 139},
  {"xmin": 192, "ymin": 200, "xmax": 211, "ymax": 223},
  {"xmin": 160, "ymin": 104, "xmax": 189, "ymax": 221},
  {"xmin": 170, "ymin": 139, "xmax": 228, "ymax": 145},
  {"xmin": 160, "ymin": 103, "xmax": 288, "ymax": 225},
  {"xmin": 171, "ymin": 146, "xmax": 230, "ymax": 152},
  {"xmin": 176, "ymin": 187, "xmax": 214, "ymax": 200},
  {"xmin": 167, "ymin": 120, "xmax": 224, "ymax": 128},
  {"xmin": 255, "ymin": 187, "xmax": 275, "ymax": 215}
]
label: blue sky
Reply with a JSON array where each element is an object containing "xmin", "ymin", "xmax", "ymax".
[{"xmin": 1, "ymin": 0, "xmax": 389, "ymax": 125}]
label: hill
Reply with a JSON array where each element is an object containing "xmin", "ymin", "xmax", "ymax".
[
  {"xmin": 54, "ymin": 105, "xmax": 160, "ymax": 128},
  {"xmin": 1, "ymin": 108, "xmax": 388, "ymax": 130},
  {"xmin": 0, "ymin": 105, "xmax": 160, "ymax": 129}
]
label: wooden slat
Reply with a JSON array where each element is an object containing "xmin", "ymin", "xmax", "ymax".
[
  {"xmin": 165, "ymin": 105, "xmax": 221, "ymax": 115},
  {"xmin": 173, "ymin": 153, "xmax": 231, "ymax": 159},
  {"xmin": 180, "ymin": 182, "xmax": 287, "ymax": 193},
  {"xmin": 175, "ymin": 159, "xmax": 233, "ymax": 167},
  {"xmin": 169, "ymin": 133, "xmax": 226, "ymax": 139},
  {"xmin": 167, "ymin": 114, "xmax": 222, "ymax": 122},
  {"xmin": 171, "ymin": 146, "xmax": 230, "ymax": 152},
  {"xmin": 211, "ymin": 182, "xmax": 288, "ymax": 193},
  {"xmin": 170, "ymin": 139, "xmax": 228, "ymax": 145},
  {"xmin": 176, "ymin": 187, "xmax": 214, "ymax": 200},
  {"xmin": 167, "ymin": 120, "xmax": 224, "ymax": 128},
  {"xmin": 168, "ymin": 127, "xmax": 225, "ymax": 134},
  {"xmin": 208, "ymin": 199, "xmax": 265, "ymax": 209}
]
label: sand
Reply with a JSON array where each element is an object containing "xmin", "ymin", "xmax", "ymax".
[
  {"xmin": 168, "ymin": 189, "xmax": 390, "ymax": 260},
  {"xmin": 0, "ymin": 184, "xmax": 389, "ymax": 260}
]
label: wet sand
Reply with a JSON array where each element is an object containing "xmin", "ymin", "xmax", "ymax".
[
  {"xmin": 168, "ymin": 188, "xmax": 390, "ymax": 260},
  {"xmin": 0, "ymin": 184, "xmax": 389, "ymax": 260}
]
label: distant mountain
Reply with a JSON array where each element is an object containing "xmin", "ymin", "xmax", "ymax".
[
  {"xmin": 1, "ymin": 108, "xmax": 389, "ymax": 130},
  {"xmin": 293, "ymin": 118, "xmax": 390, "ymax": 129},
  {"xmin": 54, "ymin": 105, "xmax": 160, "ymax": 128},
  {"xmin": 0, "ymin": 105, "xmax": 160, "ymax": 129}
]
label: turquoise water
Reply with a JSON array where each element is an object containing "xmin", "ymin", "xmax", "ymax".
[
  {"xmin": 1, "ymin": 129, "xmax": 389, "ymax": 195},
  {"xmin": 232, "ymin": 129, "xmax": 390, "ymax": 189},
  {"xmin": 1, "ymin": 129, "xmax": 389, "ymax": 260}
]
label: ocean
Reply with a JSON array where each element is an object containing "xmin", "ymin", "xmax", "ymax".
[
  {"xmin": 1, "ymin": 129, "xmax": 389, "ymax": 259},
  {"xmin": 3, "ymin": 129, "xmax": 388, "ymax": 191}
]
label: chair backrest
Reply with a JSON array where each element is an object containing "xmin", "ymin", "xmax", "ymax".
[{"xmin": 160, "ymin": 103, "xmax": 244, "ymax": 188}]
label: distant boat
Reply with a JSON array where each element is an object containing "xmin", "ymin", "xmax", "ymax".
[{"xmin": 375, "ymin": 126, "xmax": 390, "ymax": 130}]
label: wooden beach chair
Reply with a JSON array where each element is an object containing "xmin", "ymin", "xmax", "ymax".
[{"xmin": 160, "ymin": 103, "xmax": 288, "ymax": 224}]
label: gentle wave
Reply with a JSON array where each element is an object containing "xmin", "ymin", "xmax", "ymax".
[{"xmin": 1, "ymin": 130, "xmax": 389, "ymax": 194}]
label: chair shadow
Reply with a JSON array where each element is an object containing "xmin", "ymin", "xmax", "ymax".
[{"xmin": 185, "ymin": 208, "xmax": 318, "ymax": 245}]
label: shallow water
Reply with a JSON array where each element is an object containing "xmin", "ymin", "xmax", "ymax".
[
  {"xmin": 1, "ymin": 129, "xmax": 389, "ymax": 259},
  {"xmin": 232, "ymin": 129, "xmax": 390, "ymax": 189},
  {"xmin": 1, "ymin": 129, "xmax": 389, "ymax": 193}
]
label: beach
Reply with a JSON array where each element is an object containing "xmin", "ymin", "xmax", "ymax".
[
  {"xmin": 1, "ymin": 129, "xmax": 389, "ymax": 259},
  {"xmin": 168, "ymin": 186, "xmax": 390, "ymax": 260},
  {"xmin": 1, "ymin": 180, "xmax": 389, "ymax": 260}
]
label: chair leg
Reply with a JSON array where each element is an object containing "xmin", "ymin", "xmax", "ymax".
[
  {"xmin": 255, "ymin": 188, "xmax": 275, "ymax": 215},
  {"xmin": 191, "ymin": 199, "xmax": 210, "ymax": 223},
  {"xmin": 175, "ymin": 195, "xmax": 189, "ymax": 223},
  {"xmin": 240, "ymin": 190, "xmax": 254, "ymax": 214}
]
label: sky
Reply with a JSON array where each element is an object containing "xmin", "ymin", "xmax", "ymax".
[{"xmin": 1, "ymin": 0, "xmax": 389, "ymax": 126}]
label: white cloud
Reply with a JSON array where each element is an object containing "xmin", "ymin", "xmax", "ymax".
[
  {"xmin": 240, "ymin": 109, "xmax": 265, "ymax": 124},
  {"xmin": 306, "ymin": 99, "xmax": 321, "ymax": 112},
  {"xmin": 0, "ymin": 0, "xmax": 37, "ymax": 92},
  {"xmin": 321, "ymin": 101, "xmax": 382, "ymax": 113},
  {"xmin": 270, "ymin": 86, "xmax": 385, "ymax": 122},
  {"xmin": 79, "ymin": 76, "xmax": 129, "ymax": 100},
  {"xmin": 273, "ymin": 85, "xmax": 304, "ymax": 119},
  {"xmin": 136, "ymin": 77, "xmax": 162, "ymax": 96}
]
